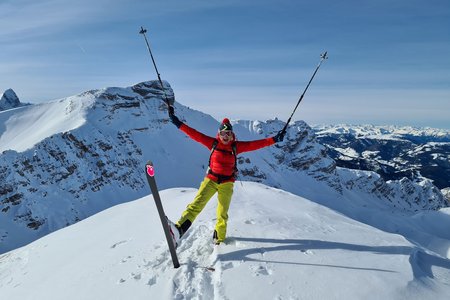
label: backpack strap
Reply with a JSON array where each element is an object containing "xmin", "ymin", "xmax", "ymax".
[
  {"xmin": 207, "ymin": 139, "xmax": 238, "ymax": 183},
  {"xmin": 231, "ymin": 143, "xmax": 237, "ymax": 175}
]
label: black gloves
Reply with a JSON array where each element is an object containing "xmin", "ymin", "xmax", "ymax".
[
  {"xmin": 168, "ymin": 106, "xmax": 182, "ymax": 128},
  {"xmin": 273, "ymin": 129, "xmax": 286, "ymax": 143}
]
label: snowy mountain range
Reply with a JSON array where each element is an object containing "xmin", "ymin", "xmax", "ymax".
[
  {"xmin": 0, "ymin": 81, "xmax": 448, "ymax": 255},
  {"xmin": 313, "ymin": 124, "xmax": 450, "ymax": 190},
  {"xmin": 1, "ymin": 81, "xmax": 450, "ymax": 299}
]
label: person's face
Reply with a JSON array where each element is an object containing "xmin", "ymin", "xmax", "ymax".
[{"xmin": 219, "ymin": 130, "xmax": 233, "ymax": 144}]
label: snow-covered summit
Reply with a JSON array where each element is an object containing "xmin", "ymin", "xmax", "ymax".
[
  {"xmin": 0, "ymin": 93, "xmax": 94, "ymax": 153},
  {"xmin": 0, "ymin": 89, "xmax": 27, "ymax": 111},
  {"xmin": 0, "ymin": 81, "xmax": 174, "ymax": 153}
]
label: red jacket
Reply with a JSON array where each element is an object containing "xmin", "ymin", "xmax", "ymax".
[{"xmin": 179, "ymin": 123, "xmax": 275, "ymax": 183}]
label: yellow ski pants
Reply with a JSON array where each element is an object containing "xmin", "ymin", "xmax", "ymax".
[{"xmin": 176, "ymin": 178, "xmax": 234, "ymax": 242}]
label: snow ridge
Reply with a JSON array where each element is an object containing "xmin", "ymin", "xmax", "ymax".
[{"xmin": 314, "ymin": 124, "xmax": 450, "ymax": 141}]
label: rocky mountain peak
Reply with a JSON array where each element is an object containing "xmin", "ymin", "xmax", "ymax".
[{"xmin": 0, "ymin": 89, "xmax": 21, "ymax": 111}]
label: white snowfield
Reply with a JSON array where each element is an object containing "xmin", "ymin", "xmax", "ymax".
[
  {"xmin": 1, "ymin": 182, "xmax": 449, "ymax": 300},
  {"xmin": 0, "ymin": 95, "xmax": 94, "ymax": 153}
]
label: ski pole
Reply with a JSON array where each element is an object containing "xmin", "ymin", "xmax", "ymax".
[
  {"xmin": 281, "ymin": 51, "xmax": 328, "ymax": 133},
  {"xmin": 139, "ymin": 26, "xmax": 172, "ymax": 109}
]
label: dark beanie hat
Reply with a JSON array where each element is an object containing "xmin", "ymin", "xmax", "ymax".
[{"xmin": 219, "ymin": 118, "xmax": 233, "ymax": 131}]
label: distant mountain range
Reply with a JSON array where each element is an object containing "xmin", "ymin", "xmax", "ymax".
[{"xmin": 312, "ymin": 125, "xmax": 450, "ymax": 190}]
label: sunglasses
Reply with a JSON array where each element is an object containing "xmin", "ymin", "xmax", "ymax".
[{"xmin": 219, "ymin": 131, "xmax": 233, "ymax": 137}]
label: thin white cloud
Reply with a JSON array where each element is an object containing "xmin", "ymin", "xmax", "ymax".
[
  {"xmin": 0, "ymin": 0, "xmax": 248, "ymax": 40},
  {"xmin": 0, "ymin": 1, "xmax": 91, "ymax": 39}
]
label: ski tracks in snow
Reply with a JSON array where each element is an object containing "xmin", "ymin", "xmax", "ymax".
[
  {"xmin": 170, "ymin": 225, "xmax": 226, "ymax": 300},
  {"xmin": 118, "ymin": 220, "xmax": 318, "ymax": 299},
  {"xmin": 110, "ymin": 217, "xmax": 450, "ymax": 299},
  {"xmin": 120, "ymin": 223, "xmax": 228, "ymax": 299}
]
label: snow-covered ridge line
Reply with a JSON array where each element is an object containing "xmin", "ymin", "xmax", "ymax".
[
  {"xmin": 313, "ymin": 124, "xmax": 450, "ymax": 141},
  {"xmin": 0, "ymin": 96, "xmax": 95, "ymax": 153}
]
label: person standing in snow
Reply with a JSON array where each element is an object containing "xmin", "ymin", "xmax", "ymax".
[{"xmin": 168, "ymin": 106, "xmax": 286, "ymax": 245}]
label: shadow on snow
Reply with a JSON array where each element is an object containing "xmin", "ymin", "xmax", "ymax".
[{"xmin": 219, "ymin": 236, "xmax": 450, "ymax": 279}]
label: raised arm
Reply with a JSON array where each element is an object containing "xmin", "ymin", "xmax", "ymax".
[
  {"xmin": 236, "ymin": 129, "xmax": 286, "ymax": 154},
  {"xmin": 169, "ymin": 106, "xmax": 215, "ymax": 149}
]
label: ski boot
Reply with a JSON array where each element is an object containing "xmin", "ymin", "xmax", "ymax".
[
  {"xmin": 213, "ymin": 230, "xmax": 221, "ymax": 245},
  {"xmin": 167, "ymin": 219, "xmax": 181, "ymax": 248}
]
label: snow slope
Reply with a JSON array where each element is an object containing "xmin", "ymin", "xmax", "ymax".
[
  {"xmin": 1, "ymin": 182, "xmax": 449, "ymax": 300},
  {"xmin": 0, "ymin": 95, "xmax": 94, "ymax": 153}
]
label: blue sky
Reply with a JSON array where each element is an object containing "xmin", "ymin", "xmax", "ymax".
[{"xmin": 1, "ymin": 0, "xmax": 449, "ymax": 128}]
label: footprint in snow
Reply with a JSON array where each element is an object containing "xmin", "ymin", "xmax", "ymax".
[
  {"xmin": 221, "ymin": 261, "xmax": 237, "ymax": 271},
  {"xmin": 110, "ymin": 240, "xmax": 128, "ymax": 249},
  {"xmin": 301, "ymin": 249, "xmax": 314, "ymax": 255},
  {"xmin": 251, "ymin": 264, "xmax": 273, "ymax": 276},
  {"xmin": 130, "ymin": 272, "xmax": 141, "ymax": 280},
  {"xmin": 120, "ymin": 256, "xmax": 132, "ymax": 263},
  {"xmin": 147, "ymin": 275, "xmax": 157, "ymax": 286}
]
